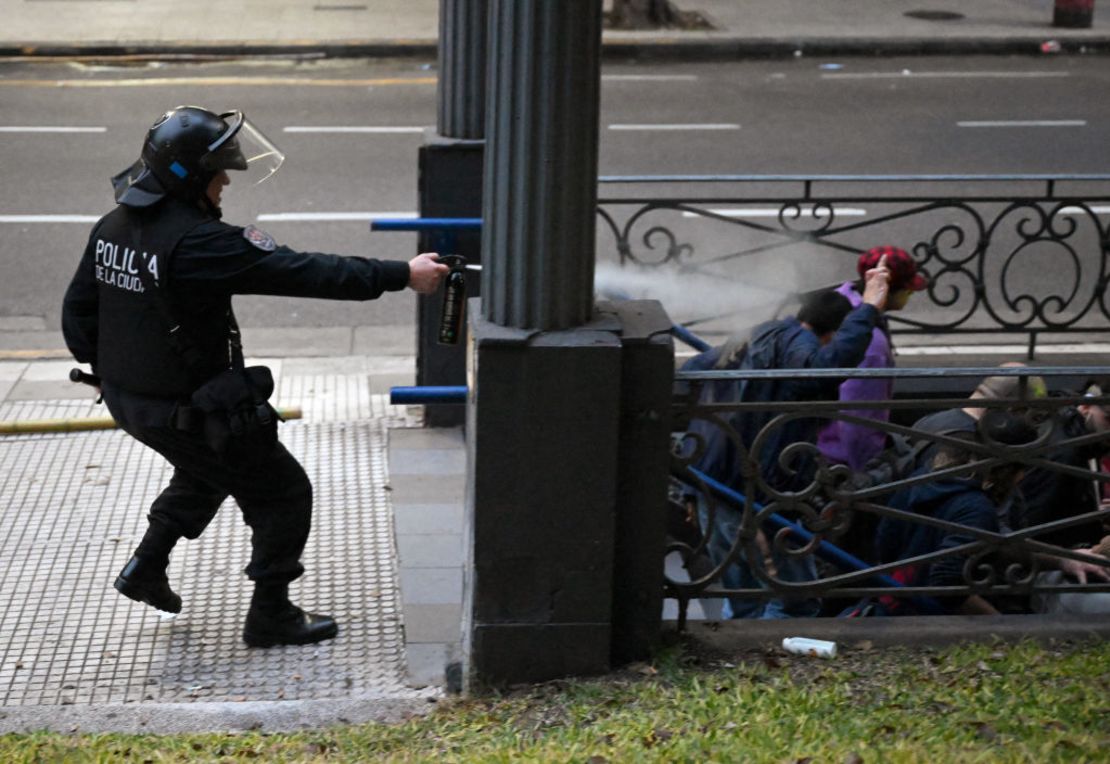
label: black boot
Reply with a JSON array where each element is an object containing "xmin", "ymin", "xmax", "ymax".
[
  {"xmin": 114, "ymin": 555, "xmax": 182, "ymax": 613},
  {"xmin": 114, "ymin": 522, "xmax": 182, "ymax": 613},
  {"xmin": 243, "ymin": 583, "xmax": 338, "ymax": 648}
]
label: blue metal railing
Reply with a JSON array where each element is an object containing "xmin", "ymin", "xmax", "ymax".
[
  {"xmin": 681, "ymin": 466, "xmax": 945, "ymax": 616},
  {"xmin": 370, "ymin": 218, "xmax": 483, "ymax": 232},
  {"xmin": 391, "ymin": 386, "xmax": 469, "ymax": 404},
  {"xmin": 371, "ymin": 217, "xmax": 482, "ymax": 264}
]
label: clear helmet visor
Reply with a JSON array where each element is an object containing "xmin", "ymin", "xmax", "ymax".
[{"xmin": 205, "ymin": 113, "xmax": 285, "ymax": 186}]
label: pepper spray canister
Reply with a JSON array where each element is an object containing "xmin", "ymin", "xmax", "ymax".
[{"xmin": 437, "ymin": 255, "xmax": 467, "ymax": 345}]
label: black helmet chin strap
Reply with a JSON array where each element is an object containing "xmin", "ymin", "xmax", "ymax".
[{"xmin": 199, "ymin": 194, "xmax": 223, "ymax": 219}]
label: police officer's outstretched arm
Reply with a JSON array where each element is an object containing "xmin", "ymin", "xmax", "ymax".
[
  {"xmin": 407, "ymin": 253, "xmax": 450, "ymax": 295},
  {"xmin": 178, "ymin": 225, "xmax": 446, "ymax": 302}
]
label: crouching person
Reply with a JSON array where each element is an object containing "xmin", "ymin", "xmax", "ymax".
[
  {"xmin": 681, "ymin": 258, "xmax": 892, "ymax": 618},
  {"xmin": 873, "ymin": 410, "xmax": 1110, "ymax": 615}
]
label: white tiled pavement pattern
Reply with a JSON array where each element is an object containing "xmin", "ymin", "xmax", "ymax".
[{"xmin": 0, "ymin": 358, "xmax": 438, "ymax": 713}]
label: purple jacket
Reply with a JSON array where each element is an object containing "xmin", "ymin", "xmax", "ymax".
[{"xmin": 816, "ymin": 282, "xmax": 892, "ymax": 471}]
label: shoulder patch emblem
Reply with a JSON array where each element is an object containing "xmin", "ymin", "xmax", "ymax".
[{"xmin": 243, "ymin": 225, "xmax": 277, "ymax": 252}]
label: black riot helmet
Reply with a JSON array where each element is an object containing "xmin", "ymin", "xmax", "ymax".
[{"xmin": 112, "ymin": 106, "xmax": 284, "ymax": 208}]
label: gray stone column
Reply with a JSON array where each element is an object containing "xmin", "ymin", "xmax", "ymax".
[
  {"xmin": 438, "ymin": 0, "xmax": 488, "ymax": 139},
  {"xmin": 415, "ymin": 0, "xmax": 488, "ymax": 426},
  {"xmin": 462, "ymin": 0, "xmax": 614, "ymax": 690},
  {"xmin": 480, "ymin": 2, "xmax": 602, "ymax": 330}
]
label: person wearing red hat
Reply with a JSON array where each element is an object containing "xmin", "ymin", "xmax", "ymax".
[
  {"xmin": 816, "ymin": 246, "xmax": 926, "ymax": 559},
  {"xmin": 679, "ymin": 256, "xmax": 894, "ymax": 619},
  {"xmin": 812, "ymin": 247, "xmax": 923, "ymax": 564}
]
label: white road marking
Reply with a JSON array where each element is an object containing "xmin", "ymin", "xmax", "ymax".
[
  {"xmin": 601, "ymin": 74, "xmax": 700, "ymax": 82},
  {"xmin": 682, "ymin": 207, "xmax": 867, "ymax": 218},
  {"xmin": 0, "ymin": 126, "xmax": 106, "ymax": 133},
  {"xmin": 957, "ymin": 120, "xmax": 1087, "ymax": 127},
  {"xmin": 1058, "ymin": 205, "xmax": 1110, "ymax": 215},
  {"xmin": 608, "ymin": 123, "xmax": 739, "ymax": 131},
  {"xmin": 677, "ymin": 342, "xmax": 1110, "ymax": 362},
  {"xmin": 0, "ymin": 76, "xmax": 437, "ymax": 88},
  {"xmin": 0, "ymin": 215, "xmax": 99, "ymax": 223},
  {"xmin": 5, "ymin": 206, "xmax": 1104, "ymax": 227},
  {"xmin": 283, "ymin": 126, "xmax": 427, "ymax": 134},
  {"xmin": 823, "ymin": 71, "xmax": 1070, "ymax": 80},
  {"xmin": 256, "ymin": 211, "xmax": 418, "ymax": 222},
  {"xmin": 898, "ymin": 343, "xmax": 1110, "ymax": 357}
]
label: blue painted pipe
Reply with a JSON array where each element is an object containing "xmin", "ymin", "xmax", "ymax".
[
  {"xmin": 599, "ymin": 285, "xmax": 711, "ymax": 352},
  {"xmin": 671, "ymin": 323, "xmax": 712, "ymax": 352},
  {"xmin": 390, "ymin": 386, "xmax": 469, "ymax": 405},
  {"xmin": 370, "ymin": 217, "xmax": 483, "ymax": 232},
  {"xmin": 685, "ymin": 465, "xmax": 944, "ymax": 614}
]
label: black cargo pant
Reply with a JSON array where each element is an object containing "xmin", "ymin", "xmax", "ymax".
[{"xmin": 103, "ymin": 384, "xmax": 313, "ymax": 585}]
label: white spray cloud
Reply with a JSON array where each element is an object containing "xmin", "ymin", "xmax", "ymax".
[{"xmin": 594, "ymin": 262, "xmax": 795, "ymax": 338}]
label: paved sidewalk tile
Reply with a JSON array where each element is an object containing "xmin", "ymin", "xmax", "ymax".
[
  {"xmin": 398, "ymin": 568, "xmax": 464, "ymax": 606},
  {"xmin": 402, "ymin": 604, "xmax": 463, "ymax": 644},
  {"xmin": 353, "ymin": 325, "xmax": 418, "ymax": 357},
  {"xmin": 2, "ymin": 0, "xmax": 1108, "ymax": 52},
  {"xmin": 396, "ymin": 533, "xmax": 464, "ymax": 568},
  {"xmin": 393, "ymin": 503, "xmax": 465, "ymax": 536},
  {"xmin": 239, "ymin": 327, "xmax": 353, "ymax": 358},
  {"xmin": 0, "ymin": 364, "xmax": 444, "ymax": 732},
  {"xmin": 0, "ymin": 332, "xmax": 68, "ymax": 353},
  {"xmin": 0, "ymin": 420, "xmax": 421, "ymax": 711},
  {"xmin": 404, "ymin": 643, "xmax": 455, "ymax": 689},
  {"xmin": 388, "ymin": 473, "xmax": 466, "ymax": 504},
  {"xmin": 389, "ymin": 447, "xmax": 466, "ymax": 476}
]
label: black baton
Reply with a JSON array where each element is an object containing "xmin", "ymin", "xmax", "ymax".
[{"xmin": 69, "ymin": 368, "xmax": 102, "ymax": 388}]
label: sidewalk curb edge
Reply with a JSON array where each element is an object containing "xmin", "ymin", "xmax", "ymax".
[{"xmin": 4, "ymin": 35, "xmax": 1110, "ymax": 61}]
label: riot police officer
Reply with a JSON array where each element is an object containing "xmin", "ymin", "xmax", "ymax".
[{"xmin": 61, "ymin": 106, "xmax": 448, "ymax": 647}]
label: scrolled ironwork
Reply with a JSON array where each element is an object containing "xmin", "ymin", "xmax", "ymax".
[
  {"xmin": 598, "ymin": 174, "xmax": 1110, "ymax": 352},
  {"xmin": 776, "ymin": 201, "xmax": 840, "ymax": 234},
  {"xmin": 963, "ymin": 550, "xmax": 1001, "ymax": 589},
  {"xmin": 972, "ymin": 200, "xmax": 1107, "ymax": 331},
  {"xmin": 609, "ymin": 203, "xmax": 698, "ymax": 266},
  {"xmin": 665, "ymin": 365, "xmax": 1110, "ymax": 626},
  {"xmin": 960, "ymin": 549, "xmax": 1040, "ymax": 591}
]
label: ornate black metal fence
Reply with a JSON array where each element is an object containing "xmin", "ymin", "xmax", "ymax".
[
  {"xmin": 667, "ymin": 364, "xmax": 1110, "ymax": 627},
  {"xmin": 597, "ymin": 174, "xmax": 1110, "ymax": 356}
]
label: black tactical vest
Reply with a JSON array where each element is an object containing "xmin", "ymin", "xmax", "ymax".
[{"xmin": 94, "ymin": 200, "xmax": 233, "ymax": 397}]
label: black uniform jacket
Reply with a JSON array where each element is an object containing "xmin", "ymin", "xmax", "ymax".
[{"xmin": 62, "ymin": 199, "xmax": 410, "ymax": 401}]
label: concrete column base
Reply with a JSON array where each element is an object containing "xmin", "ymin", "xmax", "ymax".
[
  {"xmin": 460, "ymin": 299, "xmax": 677, "ymax": 689},
  {"xmin": 598, "ymin": 300, "xmax": 675, "ymax": 664},
  {"xmin": 461, "ymin": 304, "xmax": 623, "ymax": 690}
]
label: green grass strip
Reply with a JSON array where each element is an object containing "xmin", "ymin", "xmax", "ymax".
[{"xmin": 2, "ymin": 638, "xmax": 1108, "ymax": 763}]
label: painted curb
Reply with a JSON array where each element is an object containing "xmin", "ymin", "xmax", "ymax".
[{"xmin": 3, "ymin": 35, "xmax": 1110, "ymax": 61}]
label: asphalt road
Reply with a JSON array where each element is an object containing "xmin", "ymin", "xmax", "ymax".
[{"xmin": 1, "ymin": 53, "xmax": 1108, "ymax": 341}]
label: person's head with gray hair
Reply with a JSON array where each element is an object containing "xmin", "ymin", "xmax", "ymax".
[
  {"xmin": 965, "ymin": 361, "xmax": 1047, "ymax": 421},
  {"xmin": 932, "ymin": 408, "xmax": 1042, "ymax": 504}
]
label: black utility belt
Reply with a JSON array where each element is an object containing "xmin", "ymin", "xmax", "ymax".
[{"xmin": 169, "ymin": 404, "xmax": 206, "ymax": 433}]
